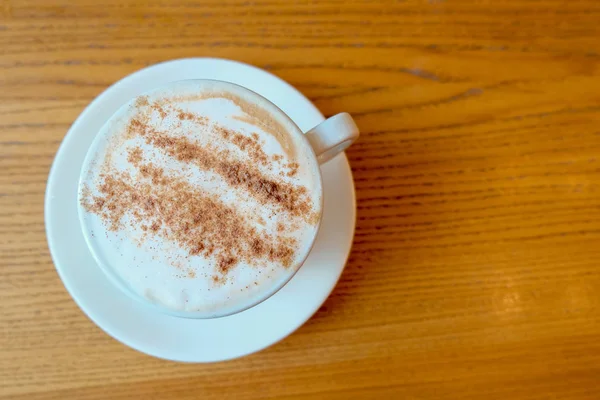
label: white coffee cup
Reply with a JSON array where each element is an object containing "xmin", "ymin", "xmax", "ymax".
[{"xmin": 78, "ymin": 80, "xmax": 359, "ymax": 318}]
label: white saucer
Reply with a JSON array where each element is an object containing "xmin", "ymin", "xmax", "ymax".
[{"xmin": 45, "ymin": 58, "xmax": 356, "ymax": 362}]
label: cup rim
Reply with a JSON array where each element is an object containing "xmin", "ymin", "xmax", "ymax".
[{"xmin": 76, "ymin": 78, "xmax": 325, "ymax": 319}]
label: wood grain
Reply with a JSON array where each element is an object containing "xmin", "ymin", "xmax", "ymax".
[{"xmin": 2, "ymin": 0, "xmax": 600, "ymax": 398}]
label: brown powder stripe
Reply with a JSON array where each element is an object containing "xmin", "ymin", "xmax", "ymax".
[
  {"xmin": 80, "ymin": 163, "xmax": 297, "ymax": 274},
  {"xmin": 128, "ymin": 116, "xmax": 315, "ymax": 220}
]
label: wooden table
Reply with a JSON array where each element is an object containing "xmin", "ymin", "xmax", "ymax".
[{"xmin": 2, "ymin": 1, "xmax": 600, "ymax": 398}]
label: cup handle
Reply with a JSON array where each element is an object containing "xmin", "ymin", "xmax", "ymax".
[{"xmin": 303, "ymin": 112, "xmax": 359, "ymax": 164}]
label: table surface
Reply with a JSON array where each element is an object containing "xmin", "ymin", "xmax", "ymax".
[{"xmin": 2, "ymin": 1, "xmax": 600, "ymax": 399}]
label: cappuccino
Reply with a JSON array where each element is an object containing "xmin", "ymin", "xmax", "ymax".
[{"xmin": 78, "ymin": 80, "xmax": 322, "ymax": 316}]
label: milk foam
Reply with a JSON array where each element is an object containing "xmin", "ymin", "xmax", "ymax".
[{"xmin": 78, "ymin": 80, "xmax": 322, "ymax": 316}]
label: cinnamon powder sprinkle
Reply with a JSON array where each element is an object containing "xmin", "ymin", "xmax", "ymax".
[
  {"xmin": 215, "ymin": 126, "xmax": 269, "ymax": 166},
  {"xmin": 127, "ymin": 146, "xmax": 143, "ymax": 165},
  {"xmin": 81, "ymin": 163, "xmax": 298, "ymax": 274},
  {"xmin": 176, "ymin": 109, "xmax": 209, "ymax": 126},
  {"xmin": 286, "ymin": 162, "xmax": 299, "ymax": 177},
  {"xmin": 128, "ymin": 118, "xmax": 314, "ymax": 219},
  {"xmin": 151, "ymin": 102, "xmax": 168, "ymax": 119}
]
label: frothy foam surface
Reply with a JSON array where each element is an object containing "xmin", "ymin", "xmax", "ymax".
[{"xmin": 78, "ymin": 80, "xmax": 322, "ymax": 316}]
